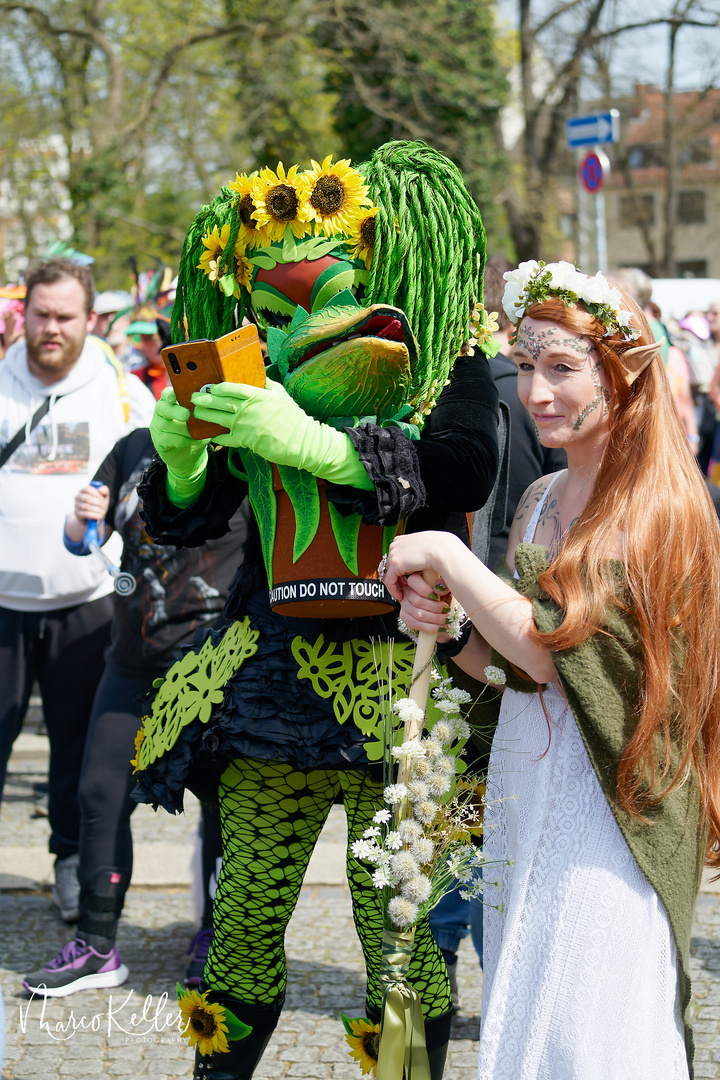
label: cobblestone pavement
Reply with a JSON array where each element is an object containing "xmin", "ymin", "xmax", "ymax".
[{"xmin": 3, "ymin": 706, "xmax": 720, "ymax": 1078}]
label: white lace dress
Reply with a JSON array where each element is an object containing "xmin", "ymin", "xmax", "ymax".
[{"xmin": 478, "ymin": 475, "xmax": 689, "ymax": 1080}]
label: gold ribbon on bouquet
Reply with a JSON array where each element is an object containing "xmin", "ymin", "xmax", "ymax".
[
  {"xmin": 376, "ymin": 982, "xmax": 431, "ymax": 1080},
  {"xmin": 376, "ymin": 928, "xmax": 431, "ymax": 1080}
]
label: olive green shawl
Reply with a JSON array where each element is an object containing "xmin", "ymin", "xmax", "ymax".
[{"xmin": 466, "ymin": 543, "xmax": 706, "ymax": 1076}]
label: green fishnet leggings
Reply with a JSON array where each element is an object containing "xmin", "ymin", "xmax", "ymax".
[{"xmin": 204, "ymin": 756, "xmax": 451, "ymax": 1017}]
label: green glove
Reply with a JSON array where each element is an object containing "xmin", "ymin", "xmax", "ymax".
[
  {"xmin": 150, "ymin": 388, "xmax": 209, "ymax": 507},
  {"xmin": 191, "ymin": 378, "xmax": 375, "ymax": 490}
]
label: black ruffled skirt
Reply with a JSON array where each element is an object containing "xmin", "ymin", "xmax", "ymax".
[{"xmin": 132, "ymin": 598, "xmax": 390, "ymax": 814}]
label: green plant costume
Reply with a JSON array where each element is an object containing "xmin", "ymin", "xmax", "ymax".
[{"xmin": 134, "ymin": 140, "xmax": 500, "ymax": 1080}]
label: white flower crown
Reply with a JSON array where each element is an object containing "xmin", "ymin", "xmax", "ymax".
[{"xmin": 502, "ymin": 260, "xmax": 639, "ymax": 342}]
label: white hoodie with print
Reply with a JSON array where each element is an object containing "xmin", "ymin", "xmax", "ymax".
[{"xmin": 0, "ymin": 337, "xmax": 156, "ymax": 611}]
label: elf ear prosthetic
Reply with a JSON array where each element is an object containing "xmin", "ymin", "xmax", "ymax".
[{"xmin": 621, "ymin": 340, "xmax": 665, "ymax": 385}]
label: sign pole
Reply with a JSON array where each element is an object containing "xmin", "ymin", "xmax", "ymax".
[
  {"xmin": 595, "ymin": 188, "xmax": 608, "ymax": 275},
  {"xmin": 567, "ymin": 111, "xmax": 619, "ymax": 274},
  {"xmin": 576, "ymin": 152, "xmax": 593, "ymax": 271}
]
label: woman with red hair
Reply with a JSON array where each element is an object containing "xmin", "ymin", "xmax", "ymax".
[{"xmin": 383, "ymin": 262, "xmax": 720, "ymax": 1078}]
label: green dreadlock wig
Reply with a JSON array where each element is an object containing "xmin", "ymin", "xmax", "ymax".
[
  {"xmin": 170, "ymin": 140, "xmax": 486, "ymax": 422},
  {"xmin": 359, "ymin": 140, "xmax": 486, "ymax": 413}
]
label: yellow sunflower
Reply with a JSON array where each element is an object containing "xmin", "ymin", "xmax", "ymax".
[
  {"xmin": 130, "ymin": 726, "xmax": 145, "ymax": 774},
  {"xmin": 232, "ymin": 245, "xmax": 253, "ymax": 298},
  {"xmin": 251, "ymin": 162, "xmax": 312, "ymax": 243},
  {"xmin": 179, "ymin": 989, "xmax": 230, "ymax": 1056},
  {"xmin": 297, "ymin": 155, "xmax": 371, "ymax": 237},
  {"xmin": 348, "ymin": 207, "xmax": 379, "ymax": 270},
  {"xmin": 198, "ymin": 223, "xmax": 232, "ymax": 283},
  {"xmin": 228, "ymin": 172, "xmax": 270, "ymax": 249},
  {"xmin": 345, "ymin": 1017, "xmax": 380, "ymax": 1076}
]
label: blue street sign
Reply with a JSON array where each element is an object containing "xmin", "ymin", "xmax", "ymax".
[{"xmin": 565, "ymin": 110, "xmax": 620, "ymax": 149}]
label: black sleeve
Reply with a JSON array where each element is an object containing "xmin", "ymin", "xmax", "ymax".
[
  {"xmin": 92, "ymin": 428, "xmax": 152, "ymax": 524},
  {"xmin": 137, "ymin": 446, "xmax": 249, "ymax": 548},
  {"xmin": 414, "ymin": 354, "xmax": 499, "ymax": 511},
  {"xmin": 325, "ymin": 354, "xmax": 499, "ymax": 527}
]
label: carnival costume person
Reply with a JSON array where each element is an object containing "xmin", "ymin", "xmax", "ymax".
[
  {"xmin": 132, "ymin": 141, "xmax": 500, "ymax": 1080},
  {"xmin": 382, "ymin": 261, "xmax": 720, "ymax": 1078}
]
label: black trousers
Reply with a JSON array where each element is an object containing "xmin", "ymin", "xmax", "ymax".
[
  {"xmin": 0, "ymin": 597, "xmax": 114, "ymax": 858},
  {"xmin": 77, "ymin": 662, "xmax": 222, "ymax": 945}
]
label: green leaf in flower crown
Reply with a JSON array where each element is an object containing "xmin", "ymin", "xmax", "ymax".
[
  {"xmin": 240, "ymin": 450, "xmax": 276, "ymax": 588},
  {"xmin": 281, "ymin": 229, "xmax": 298, "ymax": 261},
  {"xmin": 294, "ymin": 237, "xmax": 348, "ymax": 262},
  {"xmin": 219, "ymin": 273, "xmax": 236, "ymax": 297},
  {"xmin": 276, "ymin": 464, "xmax": 321, "ymax": 563},
  {"xmin": 247, "ymin": 250, "xmax": 279, "ymax": 270},
  {"xmin": 328, "ymin": 502, "xmax": 361, "ymax": 576}
]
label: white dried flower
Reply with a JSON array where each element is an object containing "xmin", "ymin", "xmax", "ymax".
[
  {"xmin": 422, "ymin": 737, "xmax": 443, "ymax": 759},
  {"xmin": 430, "ymin": 721, "xmax": 453, "ymax": 744},
  {"xmin": 406, "ymin": 780, "xmax": 429, "ymax": 804},
  {"xmin": 433, "ymin": 698, "xmax": 461, "ymax": 715},
  {"xmin": 411, "ymin": 837, "xmax": 435, "ymax": 864},
  {"xmin": 484, "ymin": 665, "xmax": 507, "ymax": 686},
  {"xmin": 427, "ymin": 774, "xmax": 452, "ymax": 798},
  {"xmin": 412, "ymin": 756, "xmax": 432, "ymax": 779},
  {"xmin": 373, "ymin": 808, "xmax": 392, "ymax": 824},
  {"xmin": 391, "ymin": 849, "xmax": 420, "ymax": 882},
  {"xmin": 391, "ymin": 741, "xmax": 427, "ymax": 761},
  {"xmin": 385, "ymin": 830, "xmax": 403, "ymax": 851},
  {"xmin": 393, "ymin": 697, "xmax": 425, "ymax": 724},
  {"xmin": 387, "ymin": 895, "xmax": 419, "ymax": 928},
  {"xmin": 401, "ymin": 874, "xmax": 432, "ymax": 904},
  {"xmin": 450, "ymin": 718, "xmax": 472, "ymax": 740},
  {"xmin": 398, "ymin": 819, "xmax": 423, "ymax": 843},
  {"xmin": 363, "ymin": 826, "xmax": 381, "ymax": 839},
  {"xmin": 434, "ymin": 754, "xmax": 456, "ymax": 776},
  {"xmin": 445, "ymin": 687, "xmax": 472, "ymax": 705},
  {"xmin": 383, "ymin": 783, "xmax": 407, "ymax": 805},
  {"xmin": 414, "ymin": 800, "xmax": 439, "ymax": 825}
]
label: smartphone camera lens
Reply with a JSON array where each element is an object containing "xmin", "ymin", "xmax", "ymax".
[
  {"xmin": 186, "ymin": 361, "xmax": 197, "ymax": 371},
  {"xmin": 167, "ymin": 351, "xmax": 181, "ymax": 375}
]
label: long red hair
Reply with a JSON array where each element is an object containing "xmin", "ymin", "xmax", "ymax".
[{"xmin": 523, "ymin": 293, "xmax": 720, "ymax": 864}]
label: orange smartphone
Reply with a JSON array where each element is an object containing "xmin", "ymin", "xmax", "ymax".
[{"xmin": 161, "ymin": 324, "xmax": 266, "ymax": 439}]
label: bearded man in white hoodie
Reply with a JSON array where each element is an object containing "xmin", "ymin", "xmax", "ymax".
[{"xmin": 0, "ymin": 259, "xmax": 155, "ymax": 920}]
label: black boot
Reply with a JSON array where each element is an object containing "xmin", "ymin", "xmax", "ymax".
[
  {"xmin": 424, "ymin": 1010, "xmax": 452, "ymax": 1080},
  {"xmin": 365, "ymin": 1003, "xmax": 451, "ymax": 1080},
  {"xmin": 192, "ymin": 993, "xmax": 283, "ymax": 1080}
]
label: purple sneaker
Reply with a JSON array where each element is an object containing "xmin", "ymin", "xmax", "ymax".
[
  {"xmin": 23, "ymin": 938, "xmax": 129, "ymax": 997},
  {"xmin": 184, "ymin": 927, "xmax": 213, "ymax": 988}
]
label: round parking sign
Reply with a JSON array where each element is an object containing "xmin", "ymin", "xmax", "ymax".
[{"xmin": 579, "ymin": 152, "xmax": 604, "ymax": 193}]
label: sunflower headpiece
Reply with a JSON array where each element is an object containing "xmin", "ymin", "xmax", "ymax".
[{"xmin": 171, "ymin": 141, "xmax": 487, "ymax": 425}]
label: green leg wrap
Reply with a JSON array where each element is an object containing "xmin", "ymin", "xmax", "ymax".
[
  {"xmin": 338, "ymin": 771, "xmax": 453, "ymax": 1019},
  {"xmin": 204, "ymin": 757, "xmax": 340, "ymax": 1003}
]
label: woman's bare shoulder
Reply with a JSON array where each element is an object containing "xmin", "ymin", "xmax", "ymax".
[{"xmin": 506, "ymin": 472, "xmax": 563, "ymax": 574}]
